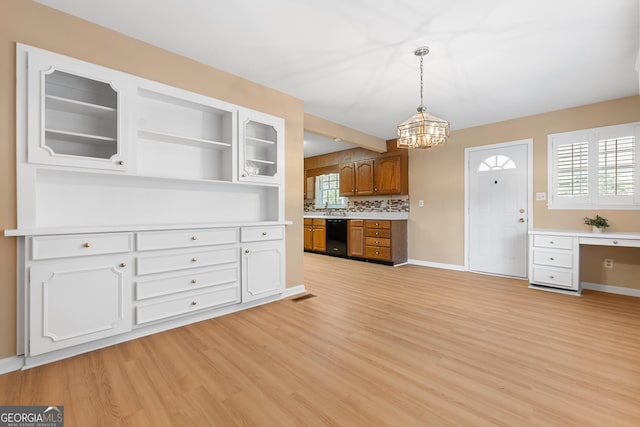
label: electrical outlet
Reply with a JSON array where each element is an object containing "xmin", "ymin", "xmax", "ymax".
[
  {"xmin": 604, "ymin": 258, "xmax": 614, "ymax": 269},
  {"xmin": 418, "ymin": 199, "xmax": 424, "ymax": 207}
]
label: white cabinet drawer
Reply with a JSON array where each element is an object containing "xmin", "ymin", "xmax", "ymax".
[
  {"xmin": 137, "ymin": 228, "xmax": 239, "ymax": 251},
  {"xmin": 135, "ymin": 266, "xmax": 239, "ymax": 300},
  {"xmin": 136, "ymin": 247, "xmax": 239, "ymax": 275},
  {"xmin": 532, "ymin": 250, "xmax": 574, "ymax": 268},
  {"xmin": 532, "ymin": 267, "xmax": 575, "ymax": 289},
  {"xmin": 241, "ymin": 226, "xmax": 285, "ymax": 242},
  {"xmin": 532, "ymin": 235, "xmax": 574, "ymax": 250},
  {"xmin": 136, "ymin": 284, "xmax": 240, "ymax": 325},
  {"xmin": 32, "ymin": 233, "xmax": 133, "ymax": 260},
  {"xmin": 579, "ymin": 237, "xmax": 640, "ymax": 248}
]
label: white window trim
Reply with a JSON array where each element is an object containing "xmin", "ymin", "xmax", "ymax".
[{"xmin": 548, "ymin": 122, "xmax": 640, "ymax": 210}]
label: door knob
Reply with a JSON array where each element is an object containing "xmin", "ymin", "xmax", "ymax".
[{"xmin": 519, "ymin": 218, "xmax": 525, "ymax": 223}]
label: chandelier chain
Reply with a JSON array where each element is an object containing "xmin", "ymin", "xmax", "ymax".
[{"xmin": 419, "ymin": 54, "xmax": 424, "ymax": 108}]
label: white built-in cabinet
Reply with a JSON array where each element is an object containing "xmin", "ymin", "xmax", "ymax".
[
  {"xmin": 9, "ymin": 43, "xmax": 289, "ymax": 366},
  {"xmin": 239, "ymin": 110, "xmax": 283, "ymax": 183},
  {"xmin": 26, "ymin": 48, "xmax": 129, "ymax": 170},
  {"xmin": 241, "ymin": 226, "xmax": 286, "ymax": 302}
]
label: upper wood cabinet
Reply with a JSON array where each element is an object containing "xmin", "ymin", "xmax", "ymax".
[
  {"xmin": 339, "ymin": 156, "xmax": 404, "ymax": 196},
  {"xmin": 339, "ymin": 160, "xmax": 374, "ymax": 196},
  {"xmin": 374, "ymin": 156, "xmax": 402, "ymax": 195}
]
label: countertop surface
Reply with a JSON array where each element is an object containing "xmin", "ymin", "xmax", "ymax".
[{"xmin": 304, "ymin": 212, "xmax": 409, "ymax": 220}]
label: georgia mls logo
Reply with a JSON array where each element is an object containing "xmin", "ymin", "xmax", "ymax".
[{"xmin": 0, "ymin": 405, "xmax": 64, "ymax": 426}]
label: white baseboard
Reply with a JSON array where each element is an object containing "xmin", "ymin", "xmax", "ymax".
[
  {"xmin": 0, "ymin": 356, "xmax": 24, "ymax": 375},
  {"xmin": 408, "ymin": 259, "xmax": 466, "ymax": 271},
  {"xmin": 582, "ymin": 282, "xmax": 640, "ymax": 298}
]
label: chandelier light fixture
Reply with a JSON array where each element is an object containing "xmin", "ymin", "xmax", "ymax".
[{"xmin": 397, "ymin": 46, "xmax": 450, "ymax": 149}]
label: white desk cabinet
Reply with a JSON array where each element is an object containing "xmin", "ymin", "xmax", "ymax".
[
  {"xmin": 528, "ymin": 229, "xmax": 640, "ymax": 295},
  {"xmin": 529, "ymin": 233, "xmax": 580, "ymax": 292}
]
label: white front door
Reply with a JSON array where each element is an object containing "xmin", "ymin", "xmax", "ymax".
[{"xmin": 468, "ymin": 142, "xmax": 529, "ymax": 278}]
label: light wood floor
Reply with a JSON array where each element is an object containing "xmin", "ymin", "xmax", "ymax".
[{"xmin": 2, "ymin": 253, "xmax": 640, "ymax": 426}]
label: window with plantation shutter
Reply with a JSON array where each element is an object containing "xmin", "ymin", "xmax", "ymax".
[
  {"xmin": 598, "ymin": 135, "xmax": 634, "ymax": 197},
  {"xmin": 556, "ymin": 141, "xmax": 589, "ymax": 197},
  {"xmin": 548, "ymin": 122, "xmax": 640, "ymax": 209}
]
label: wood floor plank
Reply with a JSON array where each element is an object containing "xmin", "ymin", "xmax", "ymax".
[{"xmin": 1, "ymin": 252, "xmax": 640, "ymax": 426}]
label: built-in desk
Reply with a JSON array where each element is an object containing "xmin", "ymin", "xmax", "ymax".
[{"xmin": 528, "ymin": 229, "xmax": 640, "ymax": 295}]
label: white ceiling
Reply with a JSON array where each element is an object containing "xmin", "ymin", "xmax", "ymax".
[
  {"xmin": 304, "ymin": 132, "xmax": 355, "ymax": 158},
  {"xmin": 35, "ymin": 0, "xmax": 640, "ymax": 143}
]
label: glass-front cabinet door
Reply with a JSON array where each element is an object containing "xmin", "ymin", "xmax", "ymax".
[
  {"xmin": 238, "ymin": 109, "xmax": 284, "ymax": 183},
  {"xmin": 26, "ymin": 47, "xmax": 129, "ymax": 170}
]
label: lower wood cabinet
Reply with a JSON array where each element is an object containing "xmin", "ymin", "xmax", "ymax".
[
  {"xmin": 29, "ymin": 253, "xmax": 132, "ymax": 356},
  {"xmin": 303, "ymin": 218, "xmax": 326, "ymax": 252},
  {"xmin": 364, "ymin": 220, "xmax": 407, "ymax": 265},
  {"xmin": 348, "ymin": 219, "xmax": 365, "ymax": 257}
]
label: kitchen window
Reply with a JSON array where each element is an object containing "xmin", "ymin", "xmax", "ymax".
[
  {"xmin": 548, "ymin": 122, "xmax": 640, "ymax": 209},
  {"xmin": 315, "ymin": 173, "xmax": 346, "ymax": 208}
]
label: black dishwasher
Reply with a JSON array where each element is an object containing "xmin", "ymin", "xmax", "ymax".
[{"xmin": 325, "ymin": 219, "xmax": 348, "ymax": 257}]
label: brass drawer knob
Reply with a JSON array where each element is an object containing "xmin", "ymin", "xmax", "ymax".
[
  {"xmin": 191, "ymin": 258, "xmax": 198, "ymax": 262},
  {"xmin": 191, "ymin": 236, "xmax": 198, "ymax": 241},
  {"xmin": 550, "ymin": 257, "xmax": 555, "ymax": 261},
  {"xmin": 191, "ymin": 279, "xmax": 197, "ymax": 284},
  {"xmin": 191, "ymin": 301, "xmax": 197, "ymax": 306},
  {"xmin": 119, "ymin": 262, "xmax": 126, "ymax": 268},
  {"xmin": 83, "ymin": 242, "xmax": 91, "ymax": 248},
  {"xmin": 613, "ymin": 240, "xmax": 619, "ymax": 244},
  {"xmin": 262, "ymin": 232, "xmax": 268, "ymax": 236}
]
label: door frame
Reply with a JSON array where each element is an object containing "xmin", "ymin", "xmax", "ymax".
[{"xmin": 464, "ymin": 139, "xmax": 533, "ymax": 276}]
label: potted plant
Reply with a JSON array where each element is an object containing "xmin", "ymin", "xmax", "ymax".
[{"xmin": 584, "ymin": 215, "xmax": 609, "ymax": 233}]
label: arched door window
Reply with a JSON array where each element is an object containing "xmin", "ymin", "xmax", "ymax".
[{"xmin": 478, "ymin": 155, "xmax": 516, "ymax": 172}]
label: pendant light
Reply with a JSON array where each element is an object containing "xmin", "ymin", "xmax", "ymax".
[{"xmin": 397, "ymin": 47, "xmax": 450, "ymax": 149}]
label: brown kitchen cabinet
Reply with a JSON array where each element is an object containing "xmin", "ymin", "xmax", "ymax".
[
  {"xmin": 364, "ymin": 220, "xmax": 407, "ymax": 265},
  {"xmin": 348, "ymin": 219, "xmax": 365, "ymax": 258},
  {"xmin": 304, "ymin": 218, "xmax": 326, "ymax": 252},
  {"xmin": 374, "ymin": 156, "xmax": 402, "ymax": 195},
  {"xmin": 340, "ymin": 156, "xmax": 404, "ymax": 196},
  {"xmin": 339, "ymin": 160, "xmax": 374, "ymax": 196},
  {"xmin": 304, "ymin": 174, "xmax": 315, "ymax": 200}
]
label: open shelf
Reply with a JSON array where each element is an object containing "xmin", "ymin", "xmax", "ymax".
[
  {"xmin": 138, "ymin": 129, "xmax": 231, "ymax": 149},
  {"xmin": 45, "ymin": 129, "xmax": 116, "ymax": 143},
  {"xmin": 45, "ymin": 95, "xmax": 116, "ymax": 119},
  {"xmin": 247, "ymin": 158, "xmax": 276, "ymax": 165},
  {"xmin": 246, "ymin": 136, "xmax": 276, "ymax": 145}
]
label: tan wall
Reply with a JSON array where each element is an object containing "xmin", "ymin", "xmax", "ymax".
[
  {"xmin": 408, "ymin": 96, "xmax": 640, "ymax": 288},
  {"xmin": 305, "ymin": 113, "xmax": 387, "ymax": 152},
  {"xmin": 0, "ymin": 0, "xmax": 304, "ymax": 358}
]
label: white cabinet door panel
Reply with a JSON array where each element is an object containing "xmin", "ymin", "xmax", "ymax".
[
  {"xmin": 242, "ymin": 240, "xmax": 285, "ymax": 302},
  {"xmin": 29, "ymin": 255, "xmax": 132, "ymax": 356}
]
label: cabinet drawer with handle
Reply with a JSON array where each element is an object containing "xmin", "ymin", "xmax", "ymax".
[
  {"xmin": 365, "ymin": 246, "xmax": 391, "ymax": 261},
  {"xmin": 532, "ymin": 267, "xmax": 575, "ymax": 289},
  {"xmin": 365, "ymin": 237, "xmax": 391, "ymax": 248},
  {"xmin": 532, "ymin": 250, "xmax": 573, "ymax": 268},
  {"xmin": 135, "ymin": 284, "xmax": 240, "ymax": 325},
  {"xmin": 532, "ymin": 235, "xmax": 574, "ymax": 250},
  {"xmin": 365, "ymin": 229, "xmax": 391, "ymax": 238},
  {"xmin": 137, "ymin": 228, "xmax": 239, "ymax": 251},
  {"xmin": 136, "ymin": 247, "xmax": 239, "ymax": 275},
  {"xmin": 364, "ymin": 220, "xmax": 391, "ymax": 229},
  {"xmin": 579, "ymin": 237, "xmax": 640, "ymax": 248},
  {"xmin": 135, "ymin": 266, "xmax": 239, "ymax": 300},
  {"xmin": 32, "ymin": 233, "xmax": 133, "ymax": 260},
  {"xmin": 241, "ymin": 226, "xmax": 285, "ymax": 242}
]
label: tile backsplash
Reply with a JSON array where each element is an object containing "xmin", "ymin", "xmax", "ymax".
[{"xmin": 304, "ymin": 195, "xmax": 409, "ymax": 214}]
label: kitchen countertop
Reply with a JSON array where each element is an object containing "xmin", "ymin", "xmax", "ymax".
[{"xmin": 304, "ymin": 212, "xmax": 409, "ymax": 220}]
